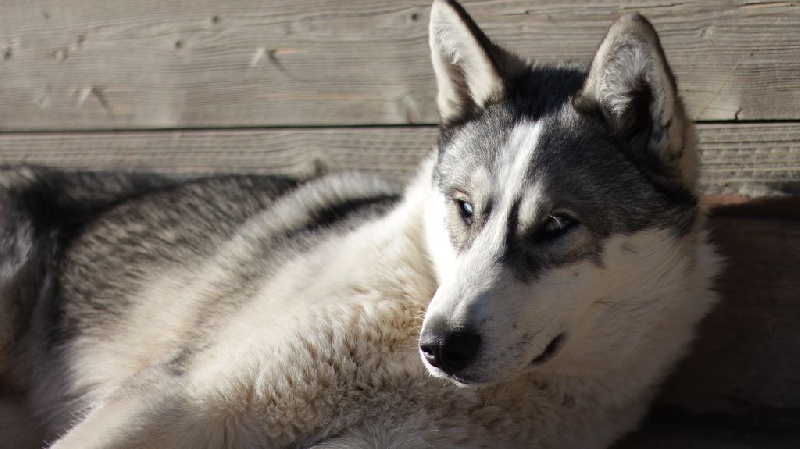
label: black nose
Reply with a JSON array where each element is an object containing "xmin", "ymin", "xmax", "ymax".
[{"xmin": 419, "ymin": 330, "xmax": 482, "ymax": 374}]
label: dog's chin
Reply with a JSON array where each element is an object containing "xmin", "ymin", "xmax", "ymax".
[
  {"xmin": 420, "ymin": 359, "xmax": 492, "ymax": 387},
  {"xmin": 421, "ymin": 357, "xmax": 528, "ymax": 387}
]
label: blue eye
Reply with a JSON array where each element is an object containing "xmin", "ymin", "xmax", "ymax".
[
  {"xmin": 543, "ymin": 214, "xmax": 577, "ymax": 236},
  {"xmin": 456, "ymin": 199, "xmax": 474, "ymax": 224}
]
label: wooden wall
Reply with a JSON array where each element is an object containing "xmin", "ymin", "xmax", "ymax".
[{"xmin": 1, "ymin": 1, "xmax": 799, "ymax": 446}]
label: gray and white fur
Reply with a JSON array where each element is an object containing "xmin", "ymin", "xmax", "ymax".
[{"xmin": 0, "ymin": 1, "xmax": 720, "ymax": 448}]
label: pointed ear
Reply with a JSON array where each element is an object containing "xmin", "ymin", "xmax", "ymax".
[
  {"xmin": 575, "ymin": 14, "xmax": 697, "ymax": 190},
  {"xmin": 429, "ymin": 0, "xmax": 524, "ymax": 125}
]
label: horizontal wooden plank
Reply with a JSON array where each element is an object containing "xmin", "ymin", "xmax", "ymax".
[
  {"xmin": 0, "ymin": 127, "xmax": 437, "ymax": 180},
  {"xmin": 2, "ymin": 1, "xmax": 800, "ymax": 130},
  {"xmin": 698, "ymin": 123, "xmax": 800, "ymax": 197},
  {"xmin": 1, "ymin": 123, "xmax": 798, "ymax": 198}
]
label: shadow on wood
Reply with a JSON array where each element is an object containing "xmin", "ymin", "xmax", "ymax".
[{"xmin": 616, "ymin": 197, "xmax": 800, "ymax": 448}]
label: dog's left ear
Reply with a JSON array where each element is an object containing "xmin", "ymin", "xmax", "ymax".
[
  {"xmin": 575, "ymin": 14, "xmax": 696, "ymax": 190},
  {"xmin": 429, "ymin": 0, "xmax": 524, "ymax": 126}
]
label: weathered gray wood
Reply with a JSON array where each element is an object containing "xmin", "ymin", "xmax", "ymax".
[
  {"xmin": 1, "ymin": 123, "xmax": 798, "ymax": 198},
  {"xmin": 2, "ymin": 0, "xmax": 800, "ymax": 130},
  {"xmin": 0, "ymin": 127, "xmax": 437, "ymax": 179},
  {"xmin": 699, "ymin": 123, "xmax": 800, "ymax": 197}
]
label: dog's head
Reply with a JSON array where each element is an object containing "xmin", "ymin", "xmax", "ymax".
[{"xmin": 420, "ymin": 0, "xmax": 703, "ymax": 385}]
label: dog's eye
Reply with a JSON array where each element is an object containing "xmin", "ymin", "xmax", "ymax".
[
  {"xmin": 456, "ymin": 199, "xmax": 474, "ymax": 225},
  {"xmin": 542, "ymin": 214, "xmax": 577, "ymax": 237}
]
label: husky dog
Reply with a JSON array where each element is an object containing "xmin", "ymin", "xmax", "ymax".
[{"xmin": 0, "ymin": 0, "xmax": 720, "ymax": 447}]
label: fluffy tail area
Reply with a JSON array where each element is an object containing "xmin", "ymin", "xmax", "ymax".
[{"xmin": 0, "ymin": 165, "xmax": 178, "ymax": 376}]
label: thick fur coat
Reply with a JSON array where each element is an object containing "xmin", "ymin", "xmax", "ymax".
[{"xmin": 0, "ymin": 1, "xmax": 720, "ymax": 448}]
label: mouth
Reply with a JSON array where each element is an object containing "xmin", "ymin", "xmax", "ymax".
[{"xmin": 531, "ymin": 333, "xmax": 566, "ymax": 366}]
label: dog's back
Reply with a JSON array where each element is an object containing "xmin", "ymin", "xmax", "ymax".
[
  {"xmin": 1, "ymin": 166, "xmax": 180, "ymax": 373},
  {"xmin": 0, "ymin": 167, "xmax": 403, "ymax": 439}
]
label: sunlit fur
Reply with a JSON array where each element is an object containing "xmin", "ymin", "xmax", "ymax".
[{"xmin": 0, "ymin": 1, "xmax": 720, "ymax": 448}]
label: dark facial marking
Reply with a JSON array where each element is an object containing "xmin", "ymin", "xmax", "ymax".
[
  {"xmin": 434, "ymin": 56, "xmax": 699, "ymax": 282},
  {"xmin": 531, "ymin": 333, "xmax": 566, "ymax": 365}
]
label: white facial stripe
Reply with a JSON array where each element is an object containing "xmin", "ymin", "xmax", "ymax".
[
  {"xmin": 425, "ymin": 190, "xmax": 457, "ymax": 282},
  {"xmin": 479, "ymin": 120, "xmax": 543, "ymax": 248},
  {"xmin": 498, "ymin": 121, "xmax": 542, "ymax": 211},
  {"xmin": 425, "ymin": 121, "xmax": 544, "ymax": 323},
  {"xmin": 455, "ymin": 120, "xmax": 544, "ymax": 280}
]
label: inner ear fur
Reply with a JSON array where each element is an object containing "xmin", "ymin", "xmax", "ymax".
[
  {"xmin": 429, "ymin": 0, "xmax": 525, "ymax": 126},
  {"xmin": 574, "ymin": 13, "xmax": 697, "ymax": 191}
]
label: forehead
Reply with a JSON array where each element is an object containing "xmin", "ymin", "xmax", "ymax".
[
  {"xmin": 434, "ymin": 64, "xmax": 589, "ymax": 180},
  {"xmin": 434, "ymin": 104, "xmax": 689, "ymax": 236},
  {"xmin": 432, "ymin": 60, "xmax": 699, "ymax": 234},
  {"xmin": 436, "ymin": 105, "xmax": 630, "ymax": 193}
]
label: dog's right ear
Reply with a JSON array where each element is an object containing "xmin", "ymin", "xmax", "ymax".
[
  {"xmin": 429, "ymin": 0, "xmax": 523, "ymax": 125},
  {"xmin": 574, "ymin": 14, "xmax": 696, "ymax": 190}
]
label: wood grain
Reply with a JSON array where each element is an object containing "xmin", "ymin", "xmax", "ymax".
[
  {"xmin": 1, "ymin": 123, "xmax": 798, "ymax": 198},
  {"xmin": 0, "ymin": 127, "xmax": 437, "ymax": 180},
  {"xmin": 698, "ymin": 123, "xmax": 800, "ymax": 197},
  {"xmin": 2, "ymin": 0, "xmax": 800, "ymax": 130}
]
